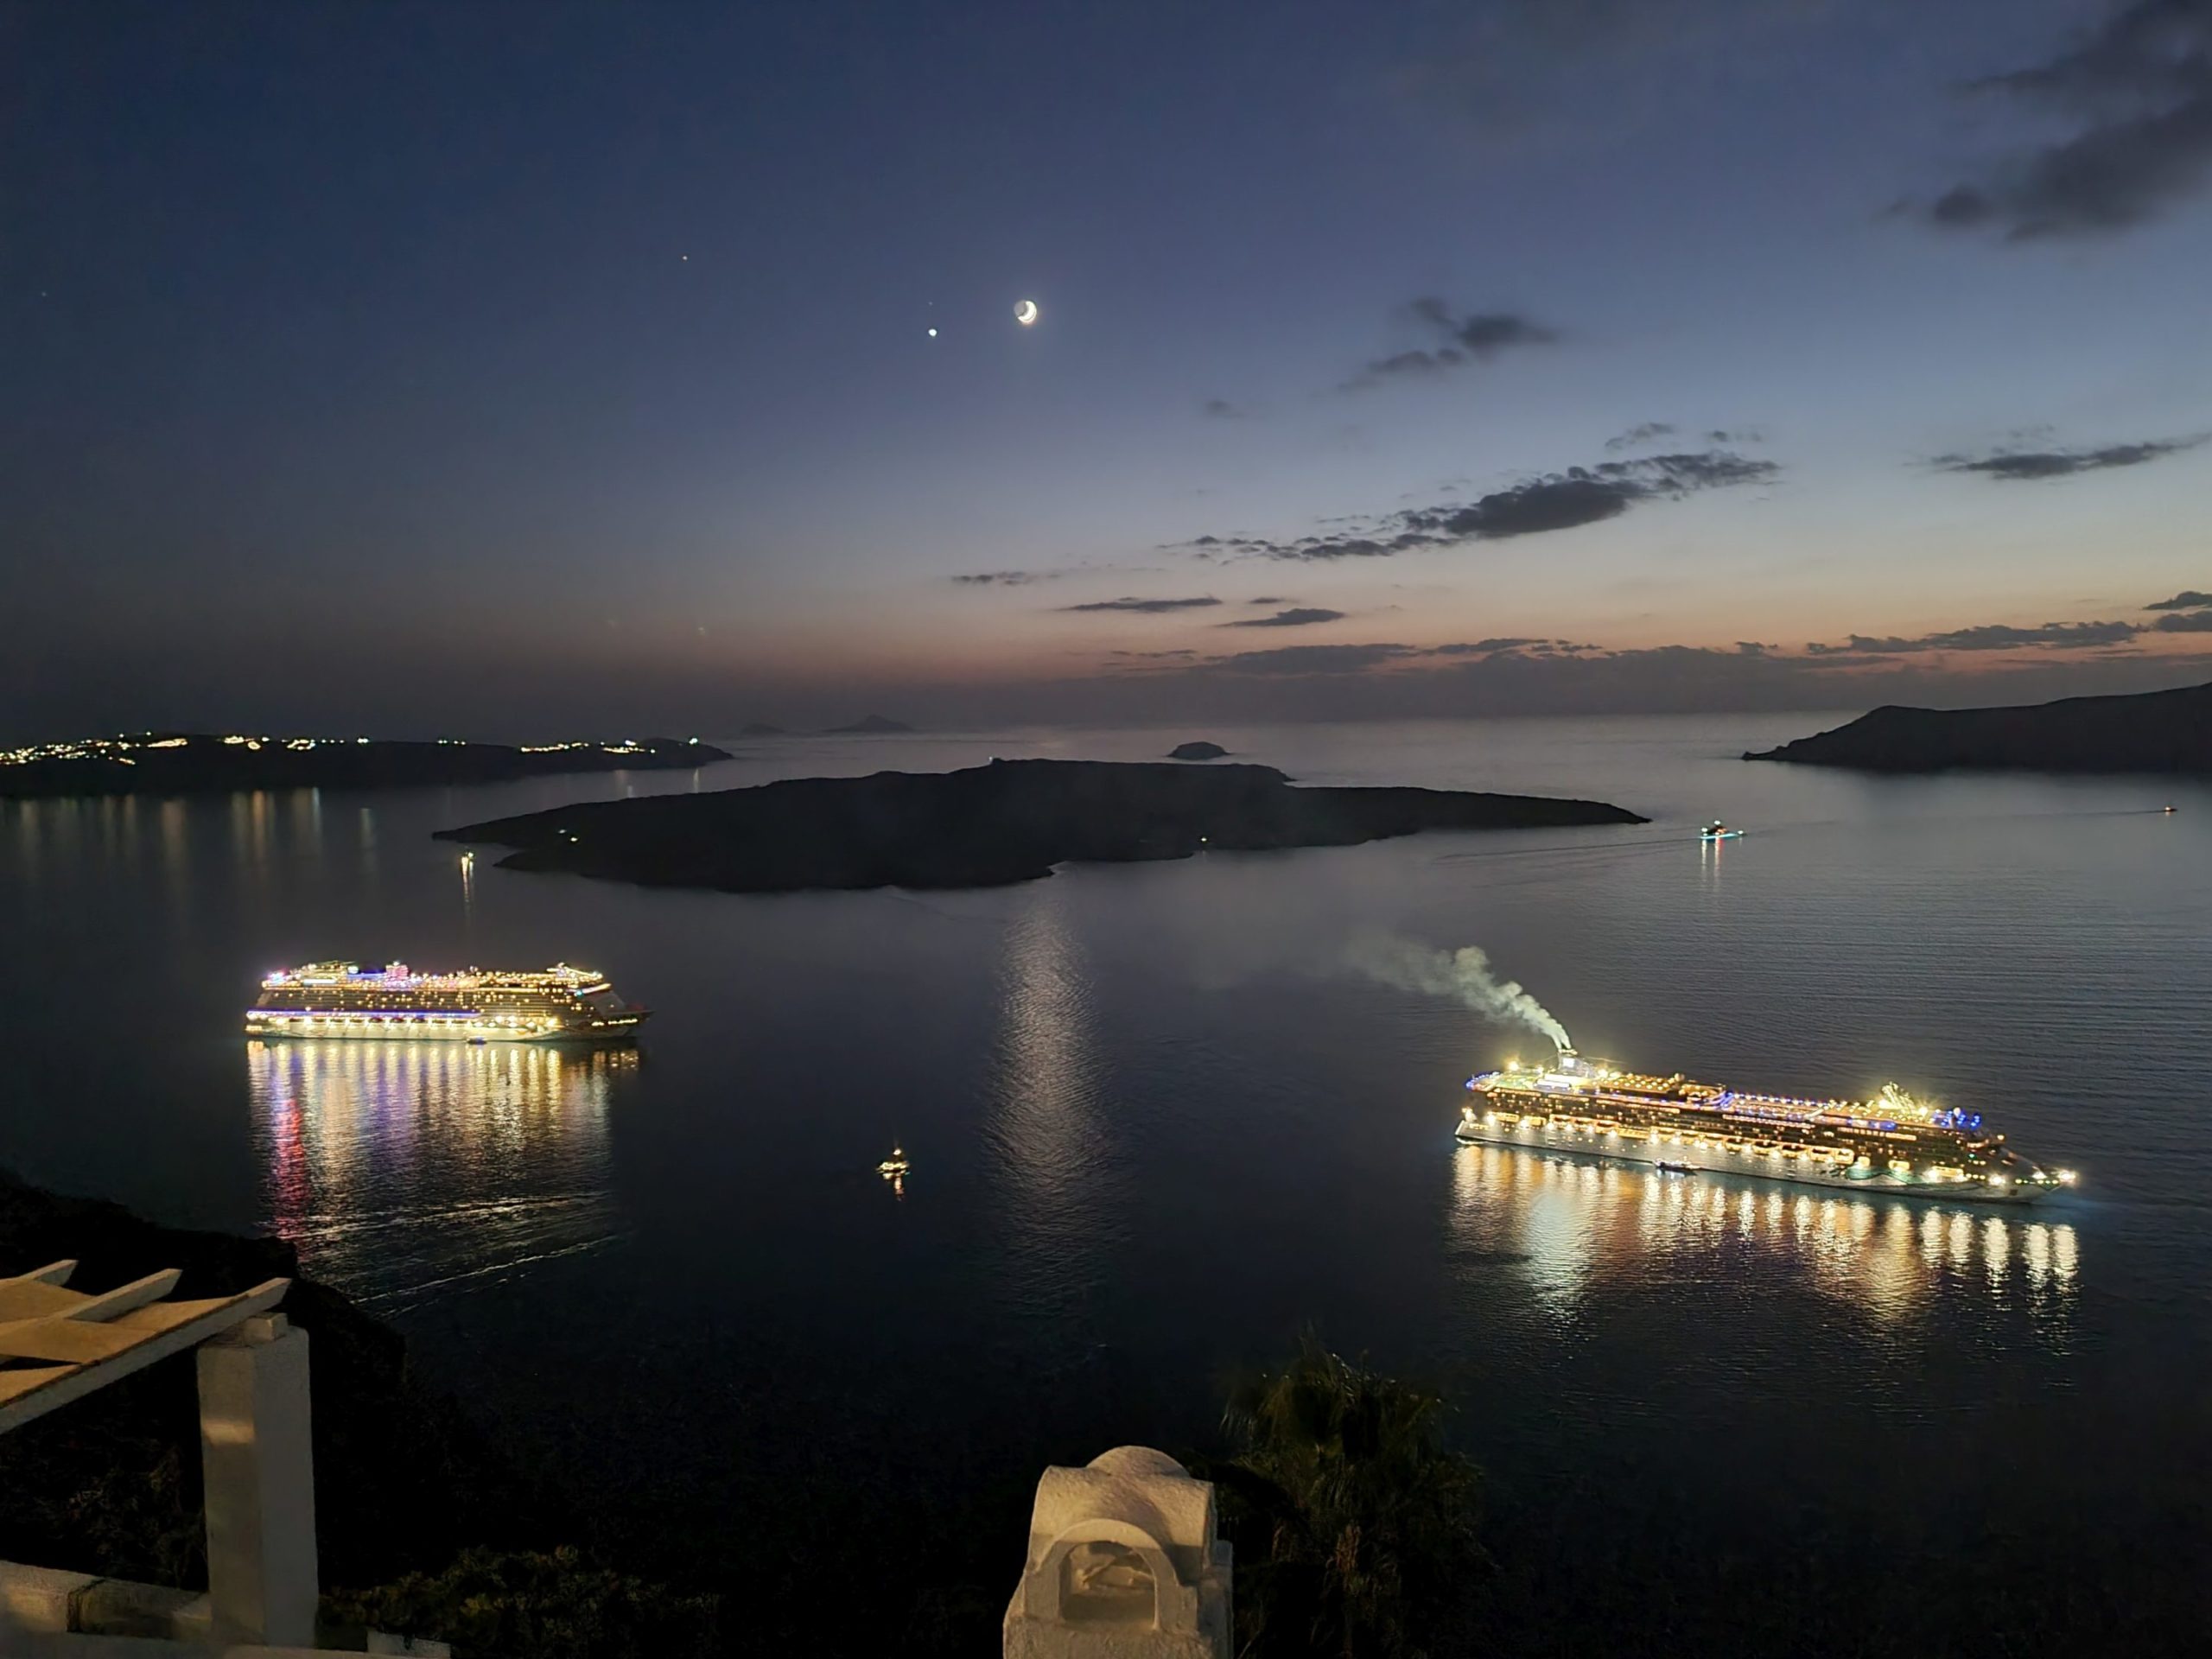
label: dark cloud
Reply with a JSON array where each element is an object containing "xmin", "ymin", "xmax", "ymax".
[
  {"xmin": 1220, "ymin": 607, "xmax": 1348, "ymax": 629},
  {"xmin": 1935, "ymin": 435, "xmax": 2204, "ymax": 480},
  {"xmin": 1917, "ymin": 0, "xmax": 2212, "ymax": 239},
  {"xmin": 1407, "ymin": 298, "xmax": 1559, "ymax": 356},
  {"xmin": 953, "ymin": 569, "xmax": 1060, "ymax": 586},
  {"xmin": 2147, "ymin": 589, "xmax": 2212, "ymax": 610},
  {"xmin": 1108, "ymin": 648, "xmax": 1199, "ymax": 659},
  {"xmin": 1605, "ymin": 422, "xmax": 1676, "ymax": 451},
  {"xmin": 1614, "ymin": 451, "xmax": 1779, "ymax": 492},
  {"xmin": 1428, "ymin": 637, "xmax": 1544, "ymax": 657},
  {"xmin": 1261, "ymin": 531, "xmax": 1447, "ymax": 562},
  {"xmin": 1188, "ymin": 447, "xmax": 1778, "ymax": 563},
  {"xmin": 1408, "ymin": 477, "xmax": 1634, "ymax": 539},
  {"xmin": 1063, "ymin": 595, "xmax": 1223, "ymax": 613},
  {"xmin": 1807, "ymin": 620, "xmax": 2144, "ymax": 655},
  {"xmin": 1347, "ymin": 347, "xmax": 1465, "ymax": 385},
  {"xmin": 1396, "ymin": 451, "xmax": 1778, "ymax": 543},
  {"xmin": 1167, "ymin": 614, "xmax": 2202, "ymax": 703},
  {"xmin": 1423, "ymin": 637, "xmax": 1599, "ymax": 658},
  {"xmin": 1248, "ymin": 595, "xmax": 1286, "ymax": 605},
  {"xmin": 1344, "ymin": 300, "xmax": 1556, "ymax": 388},
  {"xmin": 1200, "ymin": 398, "xmax": 1246, "ymax": 419},
  {"xmin": 1206, "ymin": 643, "xmax": 1419, "ymax": 675}
]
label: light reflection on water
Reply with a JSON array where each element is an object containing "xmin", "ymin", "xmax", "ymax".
[
  {"xmin": 982, "ymin": 882, "xmax": 1124, "ymax": 1325},
  {"xmin": 245, "ymin": 1039, "xmax": 630, "ymax": 1313},
  {"xmin": 1450, "ymin": 1143, "xmax": 2079, "ymax": 1343}
]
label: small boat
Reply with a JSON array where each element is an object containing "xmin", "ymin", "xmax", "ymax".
[
  {"xmin": 877, "ymin": 1147, "xmax": 910, "ymax": 1179},
  {"xmin": 1700, "ymin": 821, "xmax": 1744, "ymax": 842},
  {"xmin": 2163, "ymin": 804, "xmax": 2177, "ymax": 815},
  {"xmin": 1655, "ymin": 1160, "xmax": 1694, "ymax": 1174}
]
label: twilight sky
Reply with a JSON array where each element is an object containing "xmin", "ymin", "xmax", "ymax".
[{"xmin": 6, "ymin": 0, "xmax": 2212, "ymax": 736}]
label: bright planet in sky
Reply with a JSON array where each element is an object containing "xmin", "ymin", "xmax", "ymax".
[{"xmin": 1014, "ymin": 298, "xmax": 1039, "ymax": 326}]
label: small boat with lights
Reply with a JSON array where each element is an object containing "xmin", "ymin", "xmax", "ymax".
[
  {"xmin": 1459, "ymin": 1049, "xmax": 2072, "ymax": 1205},
  {"xmin": 245, "ymin": 961, "xmax": 648, "ymax": 1043},
  {"xmin": 1699, "ymin": 821, "xmax": 1744, "ymax": 842}
]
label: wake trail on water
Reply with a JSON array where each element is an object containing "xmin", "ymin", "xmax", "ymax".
[{"xmin": 1345, "ymin": 934, "xmax": 1571, "ymax": 1052}]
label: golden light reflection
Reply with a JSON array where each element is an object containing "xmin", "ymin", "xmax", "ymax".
[
  {"xmin": 229, "ymin": 790, "xmax": 274, "ymax": 868},
  {"xmin": 157, "ymin": 798, "xmax": 189, "ymax": 893},
  {"xmin": 3, "ymin": 800, "xmax": 47, "ymax": 887},
  {"xmin": 246, "ymin": 1038, "xmax": 629, "ymax": 1313},
  {"xmin": 986, "ymin": 883, "xmax": 1115, "ymax": 1307},
  {"xmin": 1450, "ymin": 1143, "xmax": 2078, "ymax": 1337}
]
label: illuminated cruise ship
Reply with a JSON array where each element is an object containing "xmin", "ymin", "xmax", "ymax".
[
  {"xmin": 1459, "ymin": 1049, "xmax": 2072, "ymax": 1204},
  {"xmin": 245, "ymin": 961, "xmax": 648, "ymax": 1043}
]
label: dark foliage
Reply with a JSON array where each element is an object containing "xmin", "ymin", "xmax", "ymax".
[
  {"xmin": 322, "ymin": 1547, "xmax": 718, "ymax": 1659},
  {"xmin": 1199, "ymin": 1336, "xmax": 1487, "ymax": 1658}
]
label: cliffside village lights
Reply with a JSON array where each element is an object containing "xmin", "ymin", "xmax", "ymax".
[{"xmin": 5, "ymin": 733, "xmax": 685, "ymax": 767}]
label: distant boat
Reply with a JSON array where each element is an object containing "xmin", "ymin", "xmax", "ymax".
[
  {"xmin": 1700, "ymin": 821, "xmax": 1744, "ymax": 842},
  {"xmin": 1655, "ymin": 1160, "xmax": 1694, "ymax": 1174},
  {"xmin": 2164, "ymin": 804, "xmax": 2178, "ymax": 815},
  {"xmin": 877, "ymin": 1146, "xmax": 910, "ymax": 1178}
]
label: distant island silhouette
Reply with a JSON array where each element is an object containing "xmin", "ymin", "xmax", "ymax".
[
  {"xmin": 0, "ymin": 734, "xmax": 729, "ymax": 799},
  {"xmin": 1168, "ymin": 741, "xmax": 1230, "ymax": 760},
  {"xmin": 1747, "ymin": 681, "xmax": 2212, "ymax": 774},
  {"xmin": 823, "ymin": 715, "xmax": 915, "ymax": 734},
  {"xmin": 435, "ymin": 758, "xmax": 1643, "ymax": 893}
]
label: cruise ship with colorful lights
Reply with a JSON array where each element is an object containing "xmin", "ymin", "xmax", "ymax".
[
  {"xmin": 1459, "ymin": 1049, "xmax": 2072, "ymax": 1204},
  {"xmin": 245, "ymin": 962, "xmax": 648, "ymax": 1043}
]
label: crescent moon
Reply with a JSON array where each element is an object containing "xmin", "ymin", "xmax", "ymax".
[{"xmin": 1014, "ymin": 299, "xmax": 1039, "ymax": 326}]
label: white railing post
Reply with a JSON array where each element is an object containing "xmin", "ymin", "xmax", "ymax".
[{"xmin": 197, "ymin": 1313, "xmax": 320, "ymax": 1648}]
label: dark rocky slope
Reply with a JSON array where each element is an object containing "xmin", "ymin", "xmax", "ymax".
[{"xmin": 1746, "ymin": 682, "xmax": 2212, "ymax": 774}]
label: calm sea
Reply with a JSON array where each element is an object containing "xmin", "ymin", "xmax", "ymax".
[{"xmin": 4, "ymin": 715, "xmax": 2209, "ymax": 1648}]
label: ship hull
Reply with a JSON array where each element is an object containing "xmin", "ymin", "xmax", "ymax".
[
  {"xmin": 1453, "ymin": 1120, "xmax": 2052, "ymax": 1205},
  {"xmin": 244, "ymin": 1026, "xmax": 642, "ymax": 1044},
  {"xmin": 243, "ymin": 1014, "xmax": 647, "ymax": 1044}
]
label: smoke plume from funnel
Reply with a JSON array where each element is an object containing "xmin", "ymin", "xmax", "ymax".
[{"xmin": 1347, "ymin": 935, "xmax": 1571, "ymax": 1052}]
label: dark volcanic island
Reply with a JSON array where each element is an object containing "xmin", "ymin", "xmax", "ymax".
[
  {"xmin": 1747, "ymin": 681, "xmax": 2212, "ymax": 775},
  {"xmin": 436, "ymin": 758, "xmax": 1645, "ymax": 892},
  {"xmin": 0, "ymin": 733, "xmax": 730, "ymax": 798}
]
